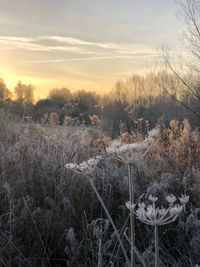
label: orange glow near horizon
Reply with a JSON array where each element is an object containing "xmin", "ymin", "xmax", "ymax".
[
  {"xmin": 0, "ymin": 0, "xmax": 179, "ymax": 101},
  {"xmin": 0, "ymin": 66, "xmax": 114, "ymax": 100},
  {"xmin": 0, "ymin": 62, "xmax": 153, "ymax": 101}
]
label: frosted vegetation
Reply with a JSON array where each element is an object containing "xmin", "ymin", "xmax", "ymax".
[{"xmin": 0, "ymin": 110, "xmax": 200, "ymax": 266}]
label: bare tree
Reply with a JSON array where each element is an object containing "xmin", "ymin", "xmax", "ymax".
[
  {"xmin": 14, "ymin": 81, "xmax": 35, "ymax": 104},
  {"xmin": 178, "ymin": 0, "xmax": 200, "ymax": 61},
  {"xmin": 161, "ymin": 0, "xmax": 200, "ymax": 122},
  {"xmin": 0, "ymin": 79, "xmax": 11, "ymax": 100}
]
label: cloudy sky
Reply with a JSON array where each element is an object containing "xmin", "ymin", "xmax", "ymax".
[{"xmin": 0, "ymin": 0, "xmax": 180, "ymax": 98}]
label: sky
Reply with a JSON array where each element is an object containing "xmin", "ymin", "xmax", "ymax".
[{"xmin": 0, "ymin": 0, "xmax": 180, "ymax": 99}]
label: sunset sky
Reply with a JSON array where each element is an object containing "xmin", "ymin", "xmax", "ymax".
[{"xmin": 0, "ymin": 0, "xmax": 180, "ymax": 99}]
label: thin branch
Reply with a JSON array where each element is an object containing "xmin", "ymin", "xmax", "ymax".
[
  {"xmin": 161, "ymin": 84, "xmax": 200, "ymax": 120},
  {"xmin": 164, "ymin": 55, "xmax": 200, "ymax": 102}
]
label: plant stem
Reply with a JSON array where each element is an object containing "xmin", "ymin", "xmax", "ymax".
[
  {"xmin": 89, "ymin": 178, "xmax": 130, "ymax": 266},
  {"xmin": 124, "ymin": 233, "xmax": 147, "ymax": 267},
  {"xmin": 23, "ymin": 197, "xmax": 50, "ymax": 266},
  {"xmin": 97, "ymin": 238, "xmax": 102, "ymax": 267},
  {"xmin": 155, "ymin": 226, "xmax": 159, "ymax": 267},
  {"xmin": 128, "ymin": 164, "xmax": 135, "ymax": 267}
]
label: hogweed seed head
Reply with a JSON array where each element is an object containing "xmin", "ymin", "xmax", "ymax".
[
  {"xmin": 65, "ymin": 156, "xmax": 102, "ymax": 175},
  {"xmin": 135, "ymin": 203, "xmax": 146, "ymax": 220},
  {"xmin": 135, "ymin": 194, "xmax": 188, "ymax": 227},
  {"xmin": 106, "ymin": 127, "xmax": 160, "ymax": 164},
  {"xmin": 169, "ymin": 204, "xmax": 183, "ymax": 216},
  {"xmin": 125, "ymin": 201, "xmax": 136, "ymax": 211},
  {"xmin": 166, "ymin": 194, "xmax": 176, "ymax": 204},
  {"xmin": 148, "ymin": 195, "xmax": 158, "ymax": 203}
]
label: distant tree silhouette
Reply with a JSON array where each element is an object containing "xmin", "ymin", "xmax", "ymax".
[
  {"xmin": 33, "ymin": 98, "xmax": 66, "ymax": 122},
  {"xmin": 0, "ymin": 79, "xmax": 11, "ymax": 100},
  {"xmin": 14, "ymin": 81, "xmax": 35, "ymax": 104},
  {"xmin": 48, "ymin": 88, "xmax": 72, "ymax": 103}
]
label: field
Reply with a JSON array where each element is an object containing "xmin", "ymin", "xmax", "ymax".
[{"xmin": 0, "ymin": 110, "xmax": 200, "ymax": 266}]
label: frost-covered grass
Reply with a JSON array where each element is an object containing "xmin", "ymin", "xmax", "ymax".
[{"xmin": 0, "ymin": 110, "xmax": 200, "ymax": 266}]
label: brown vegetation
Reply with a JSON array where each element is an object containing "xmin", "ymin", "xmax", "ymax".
[{"xmin": 0, "ymin": 110, "xmax": 199, "ymax": 266}]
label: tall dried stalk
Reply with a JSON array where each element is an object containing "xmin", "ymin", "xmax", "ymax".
[
  {"xmin": 89, "ymin": 178, "xmax": 130, "ymax": 266},
  {"xmin": 128, "ymin": 164, "xmax": 135, "ymax": 267},
  {"xmin": 154, "ymin": 226, "xmax": 159, "ymax": 267}
]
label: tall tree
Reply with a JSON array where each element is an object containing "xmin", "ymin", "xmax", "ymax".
[
  {"xmin": 0, "ymin": 79, "xmax": 10, "ymax": 100},
  {"xmin": 14, "ymin": 81, "xmax": 35, "ymax": 104},
  {"xmin": 162, "ymin": 0, "xmax": 200, "ymax": 122}
]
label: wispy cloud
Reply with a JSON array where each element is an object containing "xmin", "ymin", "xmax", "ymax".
[
  {"xmin": 0, "ymin": 36, "xmax": 96, "ymax": 54},
  {"xmin": 38, "ymin": 36, "xmax": 95, "ymax": 46},
  {"xmin": 37, "ymin": 35, "xmax": 156, "ymax": 54},
  {"xmin": 0, "ymin": 39, "xmax": 50, "ymax": 51},
  {"xmin": 0, "ymin": 36, "xmax": 35, "ymax": 42},
  {"xmin": 0, "ymin": 35, "xmax": 159, "ymax": 66},
  {"xmin": 19, "ymin": 54, "xmax": 160, "ymax": 64}
]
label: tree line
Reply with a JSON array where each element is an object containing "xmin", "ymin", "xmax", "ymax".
[
  {"xmin": 0, "ymin": 69, "xmax": 200, "ymax": 136},
  {"xmin": 1, "ymin": 0, "xmax": 200, "ymax": 135}
]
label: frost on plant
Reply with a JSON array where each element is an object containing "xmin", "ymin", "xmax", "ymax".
[
  {"xmin": 65, "ymin": 156, "xmax": 102, "ymax": 175},
  {"xmin": 148, "ymin": 194, "xmax": 158, "ymax": 203},
  {"xmin": 131, "ymin": 193, "xmax": 189, "ymax": 267},
  {"xmin": 166, "ymin": 194, "xmax": 176, "ymax": 204},
  {"xmin": 125, "ymin": 201, "xmax": 136, "ymax": 211},
  {"xmin": 106, "ymin": 128, "xmax": 160, "ymax": 164},
  {"xmin": 133, "ymin": 194, "xmax": 188, "ymax": 226}
]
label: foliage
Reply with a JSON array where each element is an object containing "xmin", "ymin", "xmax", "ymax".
[{"xmin": 0, "ymin": 111, "xmax": 199, "ymax": 266}]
